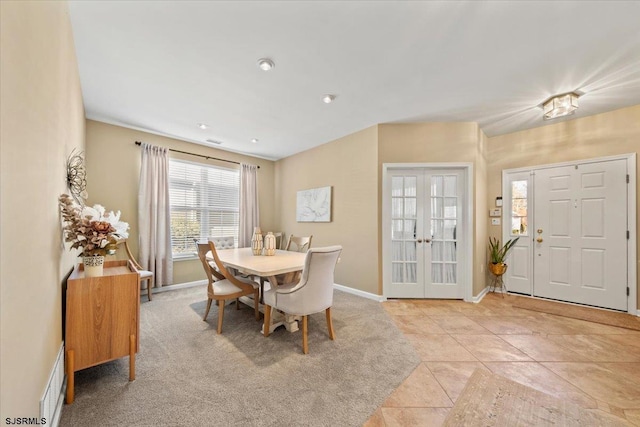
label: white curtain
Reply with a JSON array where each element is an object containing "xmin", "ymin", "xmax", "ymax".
[
  {"xmin": 239, "ymin": 164, "xmax": 259, "ymax": 247},
  {"xmin": 138, "ymin": 143, "xmax": 173, "ymax": 287}
]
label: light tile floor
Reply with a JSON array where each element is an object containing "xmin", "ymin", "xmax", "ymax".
[{"xmin": 364, "ymin": 293, "xmax": 640, "ymax": 427}]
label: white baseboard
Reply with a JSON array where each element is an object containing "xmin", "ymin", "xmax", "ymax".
[
  {"xmin": 153, "ymin": 279, "xmax": 207, "ymax": 294},
  {"xmin": 40, "ymin": 342, "xmax": 65, "ymax": 427},
  {"xmin": 333, "ymin": 283, "xmax": 386, "ymax": 302},
  {"xmin": 471, "ymin": 286, "xmax": 490, "ymax": 303},
  {"xmin": 160, "ymin": 280, "xmax": 384, "ymax": 302}
]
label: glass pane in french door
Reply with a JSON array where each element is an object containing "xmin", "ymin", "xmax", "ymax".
[
  {"xmin": 390, "ymin": 176, "xmax": 418, "ymax": 284},
  {"xmin": 430, "ymin": 174, "xmax": 457, "ymax": 284}
]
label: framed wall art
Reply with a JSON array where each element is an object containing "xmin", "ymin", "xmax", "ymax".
[{"xmin": 296, "ymin": 186, "xmax": 332, "ymax": 222}]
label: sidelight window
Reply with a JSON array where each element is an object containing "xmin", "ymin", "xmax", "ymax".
[{"xmin": 511, "ymin": 180, "xmax": 528, "ymax": 236}]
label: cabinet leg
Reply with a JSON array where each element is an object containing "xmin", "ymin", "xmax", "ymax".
[
  {"xmin": 129, "ymin": 334, "xmax": 136, "ymax": 381},
  {"xmin": 66, "ymin": 350, "xmax": 74, "ymax": 404}
]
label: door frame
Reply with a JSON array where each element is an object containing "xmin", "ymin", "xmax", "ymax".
[
  {"xmin": 501, "ymin": 153, "xmax": 637, "ymax": 315},
  {"xmin": 382, "ymin": 163, "xmax": 474, "ymax": 301}
]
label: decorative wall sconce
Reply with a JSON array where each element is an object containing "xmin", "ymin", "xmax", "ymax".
[{"xmin": 66, "ymin": 149, "xmax": 87, "ymax": 205}]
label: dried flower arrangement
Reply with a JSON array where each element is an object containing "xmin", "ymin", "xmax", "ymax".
[{"xmin": 59, "ymin": 194, "xmax": 129, "ymax": 257}]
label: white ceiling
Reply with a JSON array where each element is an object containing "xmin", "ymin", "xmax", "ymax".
[{"xmin": 68, "ymin": 1, "xmax": 640, "ymax": 160}]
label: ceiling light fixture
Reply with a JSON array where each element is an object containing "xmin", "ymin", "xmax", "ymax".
[
  {"xmin": 257, "ymin": 58, "xmax": 275, "ymax": 71},
  {"xmin": 542, "ymin": 92, "xmax": 579, "ymax": 120},
  {"xmin": 197, "ymin": 123, "xmax": 208, "ymax": 130},
  {"xmin": 322, "ymin": 94, "xmax": 336, "ymax": 104},
  {"xmin": 251, "ymin": 138, "xmax": 258, "ymax": 143}
]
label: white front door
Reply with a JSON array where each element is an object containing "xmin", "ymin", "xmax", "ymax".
[
  {"xmin": 533, "ymin": 160, "xmax": 628, "ymax": 310},
  {"xmin": 384, "ymin": 168, "xmax": 465, "ymax": 299}
]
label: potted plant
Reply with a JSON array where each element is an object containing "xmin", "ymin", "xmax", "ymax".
[{"xmin": 488, "ymin": 236, "xmax": 519, "ymax": 276}]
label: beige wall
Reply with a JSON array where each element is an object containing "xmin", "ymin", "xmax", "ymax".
[
  {"xmin": 1, "ymin": 0, "xmax": 85, "ymax": 418},
  {"xmin": 275, "ymin": 126, "xmax": 379, "ymax": 294},
  {"xmin": 85, "ymin": 120, "xmax": 276, "ymax": 285},
  {"xmin": 487, "ymin": 105, "xmax": 640, "ymax": 306},
  {"xmin": 378, "ymin": 123, "xmax": 488, "ymax": 295}
]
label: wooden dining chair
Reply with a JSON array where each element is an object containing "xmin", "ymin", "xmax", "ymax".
[
  {"xmin": 122, "ymin": 240, "xmax": 154, "ymax": 301},
  {"xmin": 195, "ymin": 241, "xmax": 260, "ymax": 334},
  {"xmin": 285, "ymin": 235, "xmax": 313, "ymax": 252},
  {"xmin": 196, "ymin": 237, "xmax": 243, "ymax": 277},
  {"xmin": 263, "ymin": 245, "xmax": 342, "ymax": 354}
]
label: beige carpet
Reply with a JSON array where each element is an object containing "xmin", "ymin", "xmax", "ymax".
[
  {"xmin": 512, "ymin": 297, "xmax": 640, "ymax": 331},
  {"xmin": 443, "ymin": 369, "xmax": 631, "ymax": 426},
  {"xmin": 59, "ymin": 286, "xmax": 419, "ymax": 427}
]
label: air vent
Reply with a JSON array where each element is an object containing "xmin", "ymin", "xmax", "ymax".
[{"xmin": 206, "ymin": 139, "xmax": 222, "ymax": 145}]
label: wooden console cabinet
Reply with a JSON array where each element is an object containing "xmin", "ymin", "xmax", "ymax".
[{"xmin": 65, "ymin": 260, "xmax": 140, "ymax": 404}]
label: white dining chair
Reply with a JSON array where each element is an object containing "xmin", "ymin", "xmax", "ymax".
[
  {"xmin": 207, "ymin": 236, "xmax": 235, "ymax": 249},
  {"xmin": 262, "ymin": 245, "xmax": 342, "ymax": 354},
  {"xmin": 285, "ymin": 235, "xmax": 312, "ymax": 252}
]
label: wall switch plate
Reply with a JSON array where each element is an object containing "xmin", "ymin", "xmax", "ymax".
[
  {"xmin": 490, "ymin": 208, "xmax": 502, "ymax": 217},
  {"xmin": 496, "ymin": 197, "xmax": 503, "ymax": 207},
  {"xmin": 491, "ymin": 218, "xmax": 501, "ymax": 225}
]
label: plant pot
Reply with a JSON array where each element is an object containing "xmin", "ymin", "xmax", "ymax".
[
  {"xmin": 488, "ymin": 262, "xmax": 507, "ymax": 276},
  {"xmin": 83, "ymin": 255, "xmax": 105, "ymax": 277}
]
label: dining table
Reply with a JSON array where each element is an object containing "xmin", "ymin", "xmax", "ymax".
[{"xmin": 206, "ymin": 247, "xmax": 307, "ymax": 334}]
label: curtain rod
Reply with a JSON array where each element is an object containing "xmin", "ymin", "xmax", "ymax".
[{"xmin": 134, "ymin": 141, "xmax": 259, "ymax": 168}]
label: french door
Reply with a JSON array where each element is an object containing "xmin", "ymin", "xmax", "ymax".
[
  {"xmin": 503, "ymin": 157, "xmax": 630, "ymax": 311},
  {"xmin": 384, "ymin": 168, "xmax": 465, "ymax": 299}
]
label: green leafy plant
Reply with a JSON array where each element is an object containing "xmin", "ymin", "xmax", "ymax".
[{"xmin": 488, "ymin": 236, "xmax": 519, "ymax": 264}]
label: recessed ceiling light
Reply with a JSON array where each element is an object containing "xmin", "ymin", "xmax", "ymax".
[
  {"xmin": 197, "ymin": 123, "xmax": 208, "ymax": 130},
  {"xmin": 322, "ymin": 94, "xmax": 336, "ymax": 104},
  {"xmin": 257, "ymin": 58, "xmax": 275, "ymax": 71},
  {"xmin": 251, "ymin": 138, "xmax": 259, "ymax": 143}
]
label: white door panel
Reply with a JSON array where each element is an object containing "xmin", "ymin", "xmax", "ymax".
[
  {"xmin": 388, "ymin": 171, "xmax": 423, "ymax": 298},
  {"xmin": 509, "ymin": 246, "xmax": 530, "ymax": 281},
  {"xmin": 503, "ymin": 172, "xmax": 532, "ymax": 294},
  {"xmin": 534, "ymin": 160, "xmax": 627, "ymax": 310},
  {"xmin": 427, "ymin": 172, "xmax": 464, "ymax": 298}
]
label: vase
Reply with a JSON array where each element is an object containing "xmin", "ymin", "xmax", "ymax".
[
  {"xmin": 83, "ymin": 255, "xmax": 105, "ymax": 277},
  {"xmin": 264, "ymin": 232, "xmax": 276, "ymax": 256},
  {"xmin": 251, "ymin": 227, "xmax": 263, "ymax": 256}
]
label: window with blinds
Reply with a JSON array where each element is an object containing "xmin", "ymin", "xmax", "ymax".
[{"xmin": 168, "ymin": 159, "xmax": 240, "ymax": 257}]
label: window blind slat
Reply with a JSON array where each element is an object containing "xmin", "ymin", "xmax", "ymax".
[{"xmin": 169, "ymin": 159, "xmax": 240, "ymax": 256}]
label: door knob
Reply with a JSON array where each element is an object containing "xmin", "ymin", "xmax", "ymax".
[
  {"xmin": 425, "ymin": 238, "xmax": 431, "ymax": 243},
  {"xmin": 536, "ymin": 237, "xmax": 543, "ymax": 243},
  {"xmin": 417, "ymin": 239, "xmax": 423, "ymax": 243}
]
